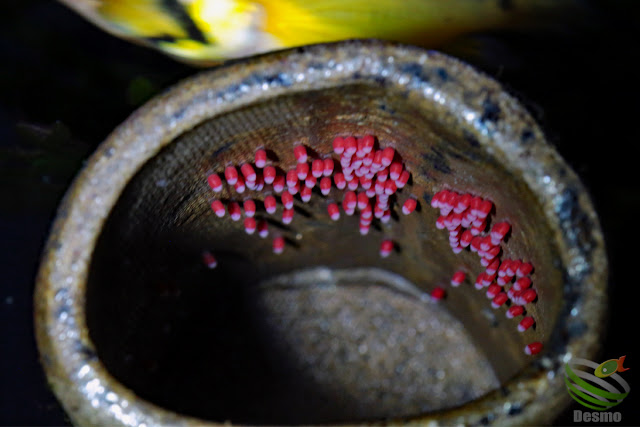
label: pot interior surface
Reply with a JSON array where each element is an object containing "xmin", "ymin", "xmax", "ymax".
[{"xmin": 86, "ymin": 84, "xmax": 562, "ymax": 424}]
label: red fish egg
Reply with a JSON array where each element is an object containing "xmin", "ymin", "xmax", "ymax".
[
  {"xmin": 343, "ymin": 171, "xmax": 354, "ymax": 182},
  {"xmin": 453, "ymin": 193, "xmax": 472, "ymax": 214},
  {"xmin": 380, "ymin": 239, "xmax": 394, "ymax": 257},
  {"xmin": 257, "ymin": 220, "xmax": 268, "ymax": 238},
  {"xmin": 469, "ymin": 196, "xmax": 482, "ymax": 214},
  {"xmin": 340, "ymin": 156, "xmax": 352, "ymax": 168},
  {"xmin": 281, "ymin": 192, "xmax": 294, "ymax": 209},
  {"xmin": 384, "ymin": 181, "xmax": 397, "ymax": 195},
  {"xmin": 207, "ymin": 174, "xmax": 223, "ymax": 192},
  {"xmin": 372, "ymin": 150, "xmax": 383, "ymax": 170},
  {"xmin": 430, "ymin": 190, "xmax": 445, "ymax": 208},
  {"xmin": 377, "ymin": 168, "xmax": 389, "ymax": 182},
  {"xmin": 357, "ymin": 192, "xmax": 369, "ymax": 210},
  {"xmin": 451, "ymin": 271, "xmax": 466, "ymax": 287},
  {"xmin": 282, "ymin": 208, "xmax": 294, "ymax": 224},
  {"xmin": 442, "ymin": 191, "xmax": 458, "ymax": 210},
  {"xmin": 300, "ymin": 185, "xmax": 312, "ymax": 202},
  {"xmin": 348, "ymin": 178, "xmax": 359, "ymax": 191},
  {"xmin": 381, "ymin": 147, "xmax": 395, "ymax": 167},
  {"xmin": 361, "ymin": 205, "xmax": 373, "ymax": 219},
  {"xmin": 396, "ymin": 170, "xmax": 410, "ymax": 189},
  {"xmin": 228, "ymin": 202, "xmax": 242, "ymax": 221},
  {"xmin": 431, "ymin": 286, "xmax": 446, "ymax": 301},
  {"xmin": 202, "ymin": 251, "xmax": 217, "ymax": 269},
  {"xmin": 507, "ymin": 259, "xmax": 522, "ymax": 276},
  {"xmin": 333, "ymin": 137, "xmax": 345, "ymax": 154},
  {"xmin": 288, "ymin": 181, "xmax": 299, "ymax": 195},
  {"xmin": 254, "ymin": 175, "xmax": 264, "ymax": 191},
  {"xmin": 240, "ymin": 163, "xmax": 256, "ymax": 182},
  {"xmin": 389, "ymin": 162, "xmax": 403, "ymax": 181},
  {"xmin": 361, "ymin": 134, "xmax": 375, "ymax": 154},
  {"xmin": 449, "ymin": 234, "xmax": 460, "ymax": 244},
  {"xmin": 482, "ymin": 272, "xmax": 497, "ymax": 286},
  {"xmin": 263, "ymin": 166, "xmax": 276, "ymax": 184},
  {"xmin": 521, "ymin": 288, "xmax": 537, "ymax": 304},
  {"xmin": 254, "ymin": 149, "xmax": 267, "ymax": 168},
  {"xmin": 381, "ymin": 210, "xmax": 391, "ymax": 223},
  {"xmin": 435, "ymin": 216, "xmax": 446, "ymax": 229},
  {"xmin": 374, "ymin": 205, "xmax": 384, "ymax": 219},
  {"xmin": 518, "ymin": 316, "xmax": 535, "ymax": 332},
  {"xmin": 451, "ymin": 212, "xmax": 463, "ymax": 227},
  {"xmin": 319, "ymin": 177, "xmax": 332, "ymax": 196},
  {"xmin": 294, "ymin": 145, "xmax": 307, "ymax": 163},
  {"xmin": 327, "ymin": 203, "xmax": 340, "ymax": 221},
  {"xmin": 351, "ymin": 158, "xmax": 363, "ymax": 170},
  {"xmin": 477, "ymin": 200, "xmax": 493, "ymax": 219},
  {"xmin": 460, "ymin": 216, "xmax": 472, "ymax": 229},
  {"xmin": 344, "ymin": 206, "xmax": 355, "ymax": 216},
  {"xmin": 224, "ymin": 166, "xmax": 238, "ymax": 185},
  {"xmin": 402, "ymin": 198, "xmax": 417, "ymax": 215},
  {"xmin": 479, "ymin": 236, "xmax": 493, "ymax": 252},
  {"xmin": 244, "ymin": 217, "xmax": 256, "ymax": 234},
  {"xmin": 480, "ymin": 258, "xmax": 490, "ymax": 267},
  {"xmin": 305, "ymin": 175, "xmax": 317, "ymax": 188},
  {"xmin": 491, "ymin": 222, "xmax": 511, "ymax": 245},
  {"xmin": 356, "ymin": 137, "xmax": 367, "ymax": 158},
  {"xmin": 475, "ymin": 272, "xmax": 486, "ymax": 288},
  {"xmin": 334, "ymin": 173, "xmax": 346, "ymax": 190},
  {"xmin": 211, "ymin": 200, "xmax": 225, "ymax": 217},
  {"xmin": 506, "ymin": 305, "xmax": 524, "ymax": 319},
  {"xmin": 517, "ymin": 262, "xmax": 534, "ymax": 277},
  {"xmin": 514, "ymin": 277, "xmax": 532, "ymax": 291},
  {"xmin": 246, "ymin": 179, "xmax": 257, "ymax": 191},
  {"xmin": 264, "ymin": 195, "xmax": 277, "ymax": 214},
  {"xmin": 473, "ymin": 217, "xmax": 487, "ymax": 230},
  {"xmin": 524, "ymin": 342, "xmax": 543, "ymax": 356},
  {"xmin": 449, "ymin": 226, "xmax": 462, "ymax": 238},
  {"xmin": 234, "ymin": 176, "xmax": 246, "ymax": 193},
  {"xmin": 359, "ymin": 223, "xmax": 370, "ymax": 235},
  {"xmin": 286, "ymin": 169, "xmax": 298, "ymax": 188},
  {"xmin": 343, "ymin": 191, "xmax": 357, "ymax": 210},
  {"xmin": 243, "ymin": 199, "xmax": 256, "ymax": 217},
  {"xmin": 311, "ymin": 159, "xmax": 324, "ymax": 178},
  {"xmin": 497, "ymin": 275, "xmax": 514, "ymax": 286},
  {"xmin": 273, "ymin": 236, "xmax": 285, "ymax": 254},
  {"xmin": 469, "ymin": 236, "xmax": 482, "ymax": 252},
  {"xmin": 460, "ymin": 230, "xmax": 473, "ymax": 248},
  {"xmin": 374, "ymin": 181, "xmax": 385, "ymax": 195},
  {"xmin": 273, "ymin": 175, "xmax": 285, "ymax": 193},
  {"xmin": 296, "ymin": 162, "xmax": 309, "ymax": 180},
  {"xmin": 486, "ymin": 283, "xmax": 501, "ymax": 299},
  {"xmin": 323, "ymin": 158, "xmax": 334, "ymax": 176},
  {"xmin": 363, "ymin": 151, "xmax": 374, "ymax": 166},
  {"xmin": 491, "ymin": 292, "xmax": 508, "ymax": 309},
  {"xmin": 344, "ymin": 136, "xmax": 358, "ymax": 156},
  {"xmin": 452, "ymin": 246, "xmax": 463, "ymax": 254},
  {"xmin": 484, "ymin": 246, "xmax": 501, "ymax": 261},
  {"xmin": 486, "ymin": 258, "xmax": 501, "ymax": 276},
  {"xmin": 498, "ymin": 260, "xmax": 512, "ymax": 277},
  {"xmin": 360, "ymin": 177, "xmax": 372, "ymax": 190}
]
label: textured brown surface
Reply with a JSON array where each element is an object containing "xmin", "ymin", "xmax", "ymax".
[{"xmin": 35, "ymin": 40, "xmax": 607, "ymax": 426}]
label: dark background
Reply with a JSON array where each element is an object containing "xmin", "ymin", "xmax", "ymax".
[{"xmin": 1, "ymin": 0, "xmax": 638, "ymax": 425}]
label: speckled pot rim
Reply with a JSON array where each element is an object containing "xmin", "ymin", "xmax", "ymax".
[{"xmin": 35, "ymin": 40, "xmax": 607, "ymax": 426}]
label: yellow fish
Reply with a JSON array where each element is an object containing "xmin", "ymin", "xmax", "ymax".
[
  {"xmin": 594, "ymin": 356, "xmax": 630, "ymax": 378},
  {"xmin": 59, "ymin": 0, "xmax": 583, "ymax": 65}
]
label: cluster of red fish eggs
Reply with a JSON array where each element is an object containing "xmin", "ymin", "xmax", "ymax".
[
  {"xmin": 430, "ymin": 189, "xmax": 542, "ymax": 356},
  {"xmin": 203, "ymin": 135, "xmax": 417, "ymax": 266}
]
